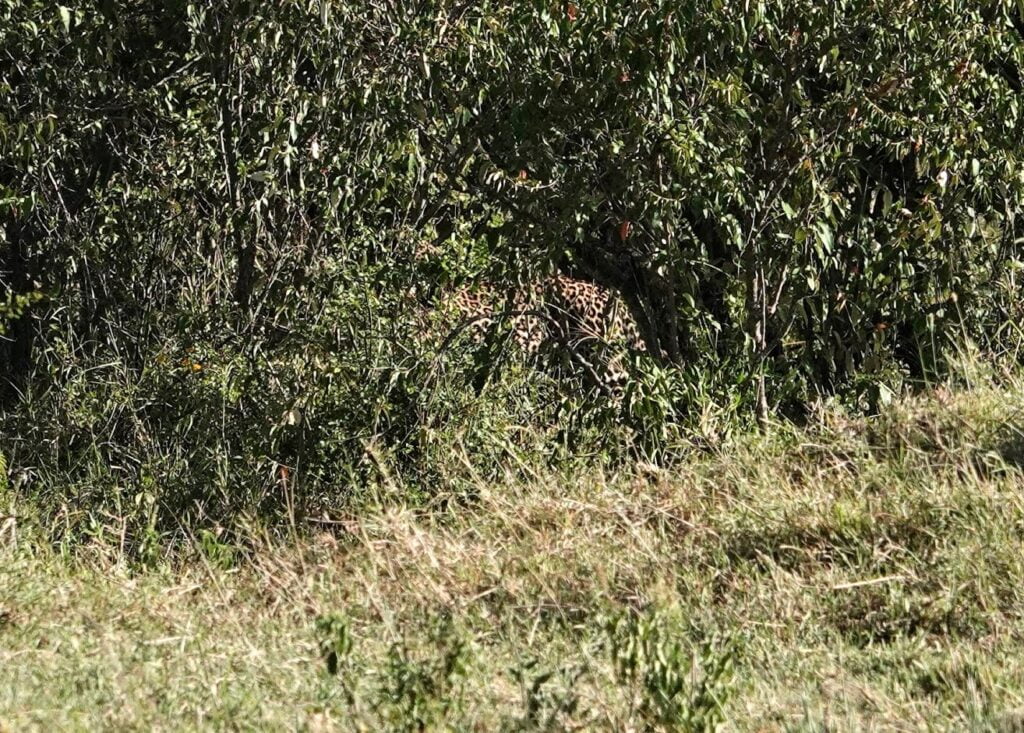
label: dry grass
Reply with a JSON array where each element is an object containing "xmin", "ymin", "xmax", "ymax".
[{"xmin": 4, "ymin": 368, "xmax": 1024, "ymax": 730}]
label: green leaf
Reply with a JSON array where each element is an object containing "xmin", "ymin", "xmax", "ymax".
[
  {"xmin": 815, "ymin": 222, "xmax": 834, "ymax": 253},
  {"xmin": 58, "ymin": 5, "xmax": 71, "ymax": 33}
]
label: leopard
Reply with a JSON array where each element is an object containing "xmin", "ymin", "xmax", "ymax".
[{"xmin": 433, "ymin": 274, "xmax": 646, "ymax": 398}]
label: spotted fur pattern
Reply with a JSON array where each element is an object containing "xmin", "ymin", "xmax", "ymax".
[{"xmin": 439, "ymin": 275, "xmax": 645, "ymax": 395}]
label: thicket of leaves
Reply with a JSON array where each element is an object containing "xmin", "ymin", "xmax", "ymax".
[{"xmin": 2, "ymin": 0, "xmax": 1023, "ymax": 543}]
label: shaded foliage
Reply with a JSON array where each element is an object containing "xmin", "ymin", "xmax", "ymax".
[{"xmin": 1, "ymin": 0, "xmax": 1022, "ymax": 542}]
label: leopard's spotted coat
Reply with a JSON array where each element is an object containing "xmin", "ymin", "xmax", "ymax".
[{"xmin": 438, "ymin": 274, "xmax": 645, "ymax": 395}]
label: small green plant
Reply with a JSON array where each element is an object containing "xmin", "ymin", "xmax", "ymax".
[
  {"xmin": 508, "ymin": 659, "xmax": 583, "ymax": 731},
  {"xmin": 196, "ymin": 528, "xmax": 236, "ymax": 570},
  {"xmin": 606, "ymin": 610, "xmax": 737, "ymax": 732},
  {"xmin": 315, "ymin": 613, "xmax": 354, "ymax": 677},
  {"xmin": 378, "ymin": 615, "xmax": 469, "ymax": 732}
]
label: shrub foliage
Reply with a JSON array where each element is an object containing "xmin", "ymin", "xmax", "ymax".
[{"xmin": 1, "ymin": 0, "xmax": 1022, "ymax": 538}]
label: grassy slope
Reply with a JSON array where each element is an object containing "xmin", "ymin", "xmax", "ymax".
[{"xmin": 3, "ymin": 372, "xmax": 1024, "ymax": 731}]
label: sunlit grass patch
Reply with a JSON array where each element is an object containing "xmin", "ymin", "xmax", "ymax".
[{"xmin": 3, "ymin": 374, "xmax": 1024, "ymax": 730}]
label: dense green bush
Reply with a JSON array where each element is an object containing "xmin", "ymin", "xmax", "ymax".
[
  {"xmin": 2, "ymin": 0, "xmax": 1022, "ymax": 542},
  {"xmin": 438, "ymin": 0, "xmax": 1024, "ymax": 413}
]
